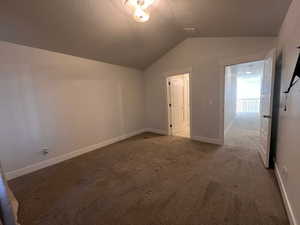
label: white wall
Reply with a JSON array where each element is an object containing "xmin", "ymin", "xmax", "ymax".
[
  {"xmin": 0, "ymin": 41, "xmax": 144, "ymax": 175},
  {"xmin": 224, "ymin": 66, "xmax": 237, "ymax": 132},
  {"xmin": 144, "ymin": 37, "xmax": 277, "ymax": 142},
  {"xmin": 275, "ymin": 0, "xmax": 300, "ymax": 224}
]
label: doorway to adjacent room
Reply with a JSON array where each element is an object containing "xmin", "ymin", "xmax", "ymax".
[
  {"xmin": 224, "ymin": 60, "xmax": 264, "ymax": 149},
  {"xmin": 167, "ymin": 73, "xmax": 190, "ymax": 138}
]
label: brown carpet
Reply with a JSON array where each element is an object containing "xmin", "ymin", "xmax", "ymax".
[
  {"xmin": 225, "ymin": 113, "xmax": 261, "ymax": 150},
  {"xmin": 9, "ymin": 133, "xmax": 289, "ymax": 225}
]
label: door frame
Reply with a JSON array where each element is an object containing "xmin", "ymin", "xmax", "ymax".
[
  {"xmin": 219, "ymin": 51, "xmax": 268, "ymax": 144},
  {"xmin": 165, "ymin": 69, "xmax": 192, "ymax": 137}
]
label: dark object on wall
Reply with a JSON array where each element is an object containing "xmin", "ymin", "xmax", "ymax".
[{"xmin": 284, "ymin": 47, "xmax": 300, "ymax": 94}]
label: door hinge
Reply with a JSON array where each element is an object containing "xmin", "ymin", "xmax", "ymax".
[
  {"xmin": 169, "ymin": 103, "xmax": 171, "ymax": 107},
  {"xmin": 170, "ymin": 124, "xmax": 173, "ymax": 128}
]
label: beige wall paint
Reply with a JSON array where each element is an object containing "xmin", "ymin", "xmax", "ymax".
[
  {"xmin": 144, "ymin": 37, "xmax": 277, "ymax": 141},
  {"xmin": 0, "ymin": 41, "xmax": 144, "ymax": 174},
  {"xmin": 276, "ymin": 0, "xmax": 300, "ymax": 223}
]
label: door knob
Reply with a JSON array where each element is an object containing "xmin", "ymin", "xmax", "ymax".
[{"xmin": 263, "ymin": 115, "xmax": 272, "ymax": 119}]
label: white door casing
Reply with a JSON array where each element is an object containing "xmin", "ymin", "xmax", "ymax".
[
  {"xmin": 259, "ymin": 49, "xmax": 276, "ymax": 168},
  {"xmin": 167, "ymin": 74, "xmax": 190, "ymax": 136},
  {"xmin": 183, "ymin": 75, "xmax": 190, "ymax": 127}
]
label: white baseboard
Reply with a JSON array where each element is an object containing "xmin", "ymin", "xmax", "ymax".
[
  {"xmin": 5, "ymin": 129, "xmax": 223, "ymax": 180},
  {"xmin": 145, "ymin": 129, "xmax": 223, "ymax": 145},
  {"xmin": 191, "ymin": 135, "xmax": 224, "ymax": 145},
  {"xmin": 145, "ymin": 128, "xmax": 168, "ymax": 135},
  {"xmin": 5, "ymin": 129, "xmax": 146, "ymax": 180},
  {"xmin": 275, "ymin": 163, "xmax": 298, "ymax": 225}
]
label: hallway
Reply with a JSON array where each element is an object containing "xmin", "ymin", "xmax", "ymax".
[{"xmin": 225, "ymin": 112, "xmax": 260, "ymax": 150}]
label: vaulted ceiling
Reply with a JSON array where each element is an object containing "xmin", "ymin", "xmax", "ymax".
[{"xmin": 0, "ymin": 0, "xmax": 292, "ymax": 69}]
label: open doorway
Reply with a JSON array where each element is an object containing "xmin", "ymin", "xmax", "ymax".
[
  {"xmin": 224, "ymin": 61, "xmax": 264, "ymax": 149},
  {"xmin": 167, "ymin": 73, "xmax": 190, "ymax": 138}
]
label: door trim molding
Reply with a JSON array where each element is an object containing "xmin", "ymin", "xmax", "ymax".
[
  {"xmin": 219, "ymin": 52, "xmax": 267, "ymax": 145},
  {"xmin": 165, "ymin": 68, "xmax": 193, "ymax": 137}
]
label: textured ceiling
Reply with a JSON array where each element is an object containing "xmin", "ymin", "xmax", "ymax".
[{"xmin": 0, "ymin": 0, "xmax": 292, "ymax": 69}]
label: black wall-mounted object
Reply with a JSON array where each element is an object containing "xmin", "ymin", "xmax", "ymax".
[{"xmin": 284, "ymin": 46, "xmax": 300, "ymax": 94}]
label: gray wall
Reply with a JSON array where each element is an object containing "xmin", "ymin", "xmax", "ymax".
[
  {"xmin": 0, "ymin": 41, "xmax": 145, "ymax": 174},
  {"xmin": 144, "ymin": 37, "xmax": 277, "ymax": 142},
  {"xmin": 276, "ymin": 0, "xmax": 300, "ymax": 223}
]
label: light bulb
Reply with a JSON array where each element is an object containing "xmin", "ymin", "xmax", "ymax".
[{"xmin": 133, "ymin": 8, "xmax": 150, "ymax": 22}]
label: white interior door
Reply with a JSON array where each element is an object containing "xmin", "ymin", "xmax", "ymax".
[
  {"xmin": 169, "ymin": 76, "xmax": 186, "ymax": 134},
  {"xmin": 259, "ymin": 49, "xmax": 276, "ymax": 168}
]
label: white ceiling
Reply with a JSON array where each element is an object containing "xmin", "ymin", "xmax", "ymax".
[{"xmin": 0, "ymin": 0, "xmax": 292, "ymax": 69}]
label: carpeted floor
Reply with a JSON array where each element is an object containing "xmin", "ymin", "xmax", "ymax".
[
  {"xmin": 9, "ymin": 132, "xmax": 288, "ymax": 225},
  {"xmin": 225, "ymin": 112, "xmax": 261, "ymax": 150}
]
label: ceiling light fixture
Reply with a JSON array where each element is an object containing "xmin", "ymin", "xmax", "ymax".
[
  {"xmin": 124, "ymin": 0, "xmax": 155, "ymax": 23},
  {"xmin": 134, "ymin": 8, "xmax": 150, "ymax": 22}
]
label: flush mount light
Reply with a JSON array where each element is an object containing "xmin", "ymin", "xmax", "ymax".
[
  {"xmin": 124, "ymin": 0, "xmax": 156, "ymax": 23},
  {"xmin": 246, "ymin": 71, "xmax": 252, "ymax": 74}
]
